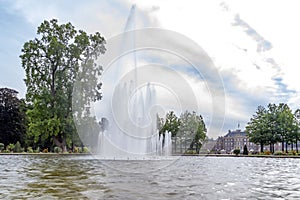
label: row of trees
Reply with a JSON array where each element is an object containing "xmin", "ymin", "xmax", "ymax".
[
  {"xmin": 246, "ymin": 103, "xmax": 300, "ymax": 154},
  {"xmin": 157, "ymin": 111, "xmax": 207, "ymax": 154}
]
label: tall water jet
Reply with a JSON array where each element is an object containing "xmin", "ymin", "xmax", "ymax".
[
  {"xmin": 72, "ymin": 4, "xmax": 226, "ymax": 163},
  {"xmin": 94, "ymin": 5, "xmax": 172, "ymax": 158}
]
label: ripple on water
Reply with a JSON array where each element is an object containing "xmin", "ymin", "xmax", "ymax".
[{"xmin": 0, "ymin": 156, "xmax": 299, "ymax": 199}]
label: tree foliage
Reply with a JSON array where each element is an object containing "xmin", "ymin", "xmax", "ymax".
[
  {"xmin": 160, "ymin": 111, "xmax": 180, "ymax": 137},
  {"xmin": 20, "ymin": 19, "xmax": 105, "ymax": 151},
  {"xmin": 157, "ymin": 110, "xmax": 207, "ymax": 154},
  {"xmin": 0, "ymin": 88, "xmax": 27, "ymax": 146},
  {"xmin": 246, "ymin": 103, "xmax": 299, "ymax": 153},
  {"xmin": 246, "ymin": 105, "xmax": 269, "ymax": 152}
]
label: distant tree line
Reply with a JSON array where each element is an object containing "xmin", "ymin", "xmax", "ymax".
[{"xmin": 246, "ymin": 103, "xmax": 300, "ymax": 154}]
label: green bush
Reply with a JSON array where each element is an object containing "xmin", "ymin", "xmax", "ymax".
[
  {"xmin": 7, "ymin": 143, "xmax": 15, "ymax": 152},
  {"xmin": 274, "ymin": 151, "xmax": 283, "ymax": 155},
  {"xmin": 183, "ymin": 150, "xmax": 197, "ymax": 154},
  {"xmin": 42, "ymin": 148, "xmax": 48, "ymax": 153},
  {"xmin": 2, "ymin": 149, "xmax": 10, "ymax": 153},
  {"xmin": 34, "ymin": 147, "xmax": 40, "ymax": 153},
  {"xmin": 264, "ymin": 150, "xmax": 271, "ymax": 155},
  {"xmin": 288, "ymin": 150, "xmax": 297, "ymax": 156},
  {"xmin": 233, "ymin": 149, "xmax": 240, "ymax": 156},
  {"xmin": 83, "ymin": 147, "xmax": 89, "ymax": 153},
  {"xmin": 0, "ymin": 143, "xmax": 4, "ymax": 151},
  {"xmin": 74, "ymin": 147, "xmax": 79, "ymax": 153},
  {"xmin": 27, "ymin": 147, "xmax": 33, "ymax": 153},
  {"xmin": 54, "ymin": 146, "xmax": 62, "ymax": 153},
  {"xmin": 14, "ymin": 141, "xmax": 22, "ymax": 153}
]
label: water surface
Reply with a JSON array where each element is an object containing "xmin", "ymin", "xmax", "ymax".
[{"xmin": 0, "ymin": 155, "xmax": 299, "ymax": 199}]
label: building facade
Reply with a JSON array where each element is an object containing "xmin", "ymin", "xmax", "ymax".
[{"xmin": 214, "ymin": 129, "xmax": 259, "ymax": 153}]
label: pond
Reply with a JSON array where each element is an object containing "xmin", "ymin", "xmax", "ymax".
[{"xmin": 0, "ymin": 155, "xmax": 299, "ymax": 199}]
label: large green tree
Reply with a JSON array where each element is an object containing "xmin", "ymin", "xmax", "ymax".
[
  {"xmin": 158, "ymin": 111, "xmax": 181, "ymax": 153},
  {"xmin": 161, "ymin": 111, "xmax": 180, "ymax": 137},
  {"xmin": 266, "ymin": 103, "xmax": 281, "ymax": 153},
  {"xmin": 193, "ymin": 115, "xmax": 207, "ymax": 154},
  {"xmin": 0, "ymin": 88, "xmax": 27, "ymax": 146},
  {"xmin": 294, "ymin": 109, "xmax": 300, "ymax": 153},
  {"xmin": 20, "ymin": 19, "xmax": 105, "ymax": 151},
  {"xmin": 178, "ymin": 111, "xmax": 207, "ymax": 154},
  {"xmin": 246, "ymin": 105, "xmax": 269, "ymax": 153},
  {"xmin": 276, "ymin": 103, "xmax": 295, "ymax": 152}
]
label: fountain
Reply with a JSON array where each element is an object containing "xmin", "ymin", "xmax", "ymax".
[
  {"xmin": 72, "ymin": 4, "xmax": 226, "ymax": 160},
  {"xmin": 97, "ymin": 81, "xmax": 172, "ymax": 157},
  {"xmin": 90, "ymin": 5, "xmax": 172, "ymax": 158}
]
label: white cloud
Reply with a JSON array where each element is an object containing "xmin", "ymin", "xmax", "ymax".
[{"xmin": 3, "ymin": 0, "xmax": 300, "ymax": 137}]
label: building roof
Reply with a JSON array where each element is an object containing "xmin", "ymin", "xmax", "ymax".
[{"xmin": 224, "ymin": 129, "xmax": 246, "ymax": 137}]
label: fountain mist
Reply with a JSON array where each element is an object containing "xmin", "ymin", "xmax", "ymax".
[{"xmin": 96, "ymin": 5, "xmax": 172, "ymax": 158}]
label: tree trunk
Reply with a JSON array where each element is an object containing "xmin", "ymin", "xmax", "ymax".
[
  {"xmin": 260, "ymin": 143, "xmax": 264, "ymax": 153},
  {"xmin": 180, "ymin": 137, "xmax": 183, "ymax": 153},
  {"xmin": 174, "ymin": 137, "xmax": 177, "ymax": 154},
  {"xmin": 282, "ymin": 141, "xmax": 284, "ymax": 152},
  {"xmin": 296, "ymin": 140, "xmax": 298, "ymax": 153},
  {"xmin": 71, "ymin": 141, "xmax": 74, "ymax": 152},
  {"xmin": 291, "ymin": 143, "xmax": 294, "ymax": 151},
  {"xmin": 285, "ymin": 142, "xmax": 288, "ymax": 153}
]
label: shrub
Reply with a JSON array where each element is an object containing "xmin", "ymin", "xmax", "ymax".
[
  {"xmin": 27, "ymin": 147, "xmax": 33, "ymax": 153},
  {"xmin": 184, "ymin": 150, "xmax": 197, "ymax": 154},
  {"xmin": 250, "ymin": 150, "xmax": 259, "ymax": 155},
  {"xmin": 233, "ymin": 149, "xmax": 240, "ymax": 156},
  {"xmin": 54, "ymin": 146, "xmax": 62, "ymax": 153},
  {"xmin": 14, "ymin": 141, "xmax": 22, "ymax": 153},
  {"xmin": 264, "ymin": 150, "xmax": 271, "ymax": 155},
  {"xmin": 274, "ymin": 151, "xmax": 283, "ymax": 155},
  {"xmin": 7, "ymin": 143, "xmax": 15, "ymax": 152},
  {"xmin": 42, "ymin": 148, "xmax": 48, "ymax": 153},
  {"xmin": 74, "ymin": 147, "xmax": 79, "ymax": 153},
  {"xmin": 288, "ymin": 150, "xmax": 297, "ymax": 156},
  {"xmin": 243, "ymin": 145, "xmax": 248, "ymax": 155},
  {"xmin": 83, "ymin": 147, "xmax": 89, "ymax": 153},
  {"xmin": 34, "ymin": 147, "xmax": 40, "ymax": 153},
  {"xmin": 0, "ymin": 143, "xmax": 4, "ymax": 151}
]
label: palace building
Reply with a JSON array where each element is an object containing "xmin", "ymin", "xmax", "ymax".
[{"xmin": 214, "ymin": 128, "xmax": 260, "ymax": 153}]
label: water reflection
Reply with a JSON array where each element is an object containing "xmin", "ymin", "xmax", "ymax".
[{"xmin": 0, "ymin": 155, "xmax": 299, "ymax": 199}]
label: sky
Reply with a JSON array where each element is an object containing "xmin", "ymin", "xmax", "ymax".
[{"xmin": 1, "ymin": 0, "xmax": 300, "ymax": 138}]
